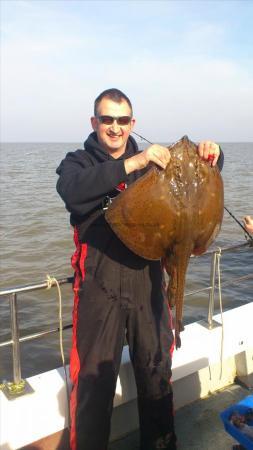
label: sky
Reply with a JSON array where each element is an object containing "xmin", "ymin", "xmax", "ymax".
[{"xmin": 1, "ymin": 0, "xmax": 253, "ymax": 142}]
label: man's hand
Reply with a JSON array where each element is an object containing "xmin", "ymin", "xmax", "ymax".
[
  {"xmin": 124, "ymin": 144, "xmax": 171, "ymax": 175},
  {"xmin": 198, "ymin": 141, "xmax": 220, "ymax": 167},
  {"xmin": 243, "ymin": 216, "xmax": 253, "ymax": 234}
]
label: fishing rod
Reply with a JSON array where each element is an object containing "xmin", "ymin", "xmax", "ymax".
[
  {"xmin": 224, "ymin": 207, "xmax": 253, "ymax": 242},
  {"xmin": 131, "ymin": 131, "xmax": 253, "ymax": 242}
]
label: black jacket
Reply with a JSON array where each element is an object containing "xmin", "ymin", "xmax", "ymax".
[{"xmin": 56, "ymin": 132, "xmax": 144, "ymax": 226}]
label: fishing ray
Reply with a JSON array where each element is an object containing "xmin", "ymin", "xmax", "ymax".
[{"xmin": 105, "ymin": 136, "xmax": 224, "ymax": 348}]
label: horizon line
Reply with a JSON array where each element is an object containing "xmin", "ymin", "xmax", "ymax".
[{"xmin": 1, "ymin": 140, "xmax": 253, "ymax": 144}]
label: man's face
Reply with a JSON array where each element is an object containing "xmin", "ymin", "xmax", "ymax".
[{"xmin": 91, "ymin": 97, "xmax": 135, "ymax": 157}]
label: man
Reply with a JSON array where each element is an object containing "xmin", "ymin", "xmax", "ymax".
[
  {"xmin": 243, "ymin": 216, "xmax": 253, "ymax": 234},
  {"xmin": 56, "ymin": 88, "xmax": 224, "ymax": 450}
]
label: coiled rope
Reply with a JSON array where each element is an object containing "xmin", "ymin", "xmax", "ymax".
[{"xmin": 46, "ymin": 275, "xmax": 70, "ymax": 429}]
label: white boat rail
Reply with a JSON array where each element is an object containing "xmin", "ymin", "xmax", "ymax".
[{"xmin": 0, "ymin": 240, "xmax": 252, "ymax": 396}]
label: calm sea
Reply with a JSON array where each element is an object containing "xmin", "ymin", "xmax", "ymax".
[{"xmin": 0, "ymin": 142, "xmax": 252, "ymax": 380}]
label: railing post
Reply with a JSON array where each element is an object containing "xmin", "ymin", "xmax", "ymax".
[
  {"xmin": 9, "ymin": 293, "xmax": 22, "ymax": 384},
  {"xmin": 207, "ymin": 252, "xmax": 217, "ymax": 329}
]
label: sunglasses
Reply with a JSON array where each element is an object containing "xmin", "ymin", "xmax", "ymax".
[{"xmin": 96, "ymin": 115, "xmax": 132, "ymax": 126}]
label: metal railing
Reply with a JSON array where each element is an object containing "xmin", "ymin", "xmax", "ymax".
[{"xmin": 0, "ymin": 241, "xmax": 252, "ymax": 397}]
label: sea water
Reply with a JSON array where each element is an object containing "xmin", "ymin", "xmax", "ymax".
[{"xmin": 0, "ymin": 142, "xmax": 252, "ymax": 379}]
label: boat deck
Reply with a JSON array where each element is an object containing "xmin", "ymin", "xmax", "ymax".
[
  {"xmin": 110, "ymin": 382, "xmax": 249, "ymax": 450},
  {"xmin": 19, "ymin": 382, "xmax": 251, "ymax": 450}
]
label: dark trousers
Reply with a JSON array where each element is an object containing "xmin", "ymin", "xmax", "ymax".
[{"xmin": 70, "ymin": 235, "xmax": 176, "ymax": 450}]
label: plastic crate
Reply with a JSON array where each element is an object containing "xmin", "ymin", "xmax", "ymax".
[{"xmin": 220, "ymin": 395, "xmax": 253, "ymax": 450}]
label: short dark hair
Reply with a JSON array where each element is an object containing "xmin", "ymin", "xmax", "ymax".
[{"xmin": 94, "ymin": 88, "xmax": 133, "ymax": 116}]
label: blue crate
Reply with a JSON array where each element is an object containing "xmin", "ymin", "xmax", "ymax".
[{"xmin": 220, "ymin": 395, "xmax": 253, "ymax": 450}]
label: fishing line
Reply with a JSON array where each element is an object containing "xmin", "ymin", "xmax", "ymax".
[
  {"xmin": 131, "ymin": 131, "xmax": 253, "ymax": 242},
  {"xmin": 131, "ymin": 130, "xmax": 153, "ymax": 145}
]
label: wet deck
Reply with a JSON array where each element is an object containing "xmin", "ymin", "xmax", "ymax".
[{"xmin": 20, "ymin": 382, "xmax": 250, "ymax": 450}]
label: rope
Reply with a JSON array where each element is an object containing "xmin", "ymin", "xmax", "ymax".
[
  {"xmin": 46, "ymin": 275, "xmax": 70, "ymax": 429},
  {"xmin": 215, "ymin": 248, "xmax": 224, "ymax": 380},
  {"xmin": 208, "ymin": 248, "xmax": 224, "ymax": 382}
]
